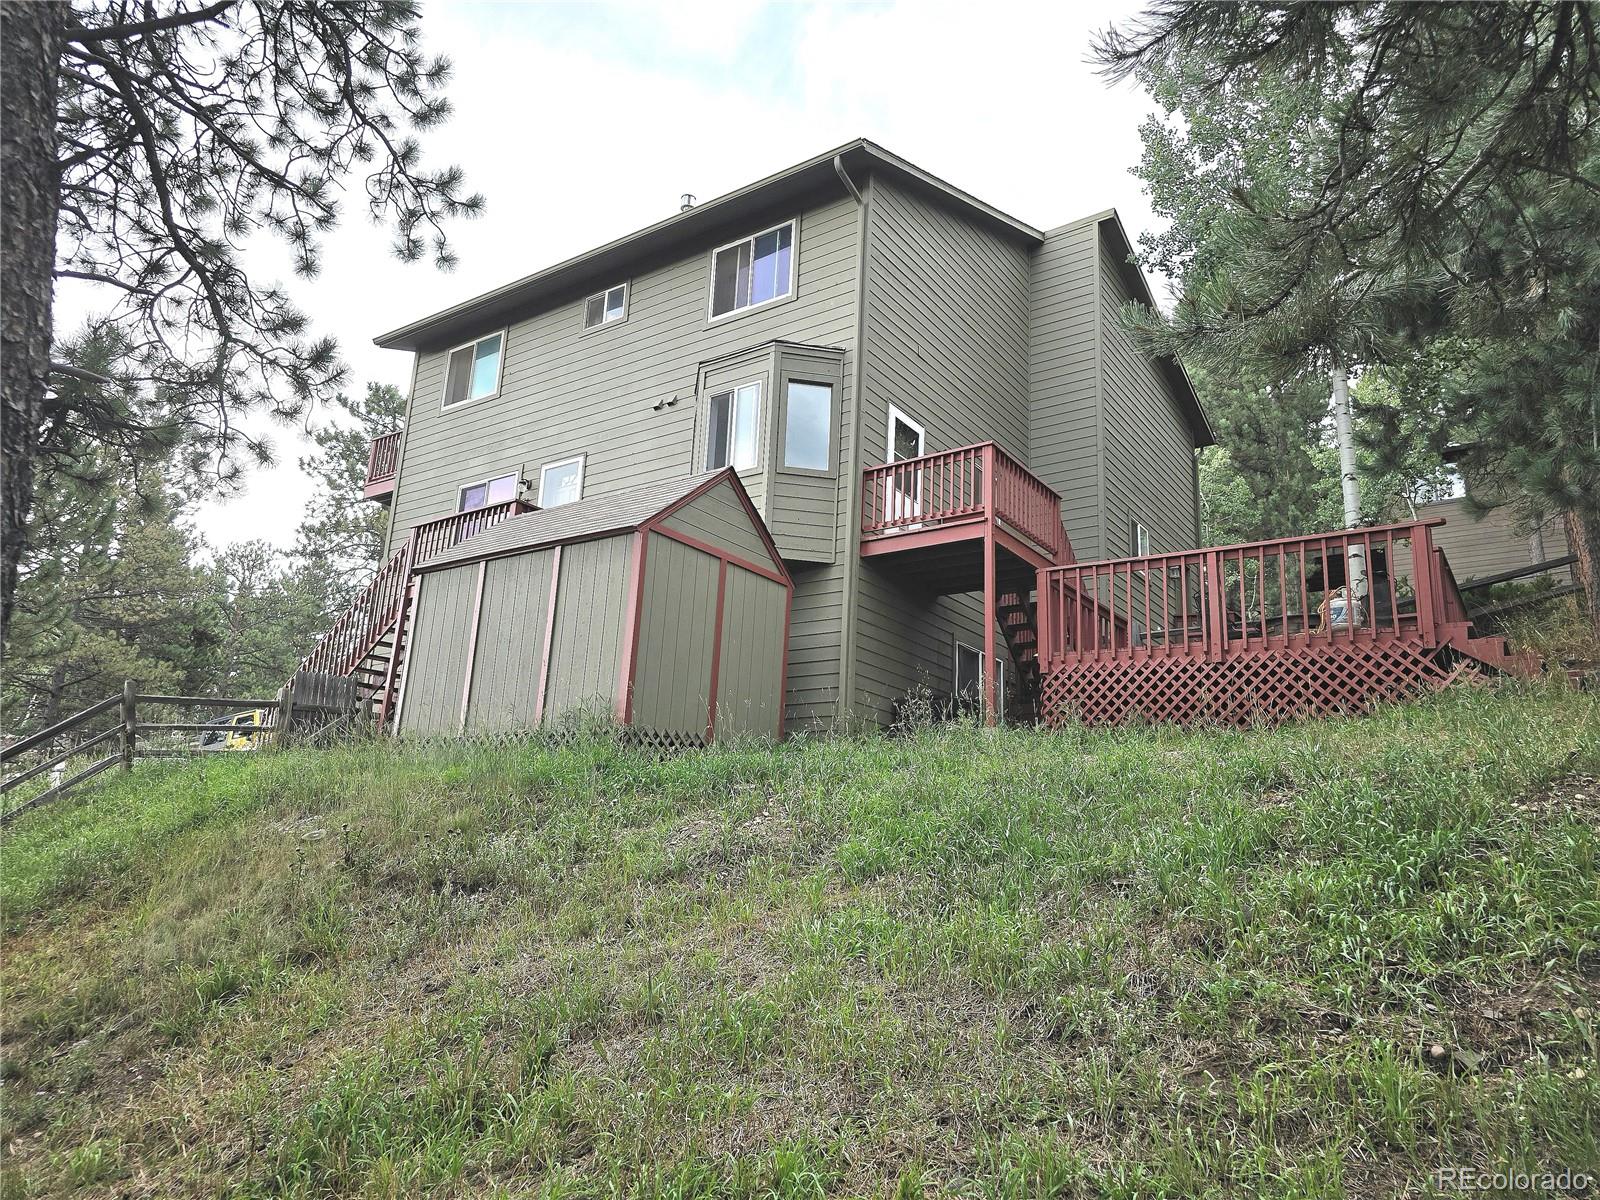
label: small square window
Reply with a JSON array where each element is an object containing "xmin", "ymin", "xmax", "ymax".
[
  {"xmin": 442, "ymin": 332, "xmax": 505, "ymax": 408},
  {"xmin": 583, "ymin": 284, "xmax": 627, "ymax": 330},
  {"xmin": 539, "ymin": 456, "xmax": 584, "ymax": 508}
]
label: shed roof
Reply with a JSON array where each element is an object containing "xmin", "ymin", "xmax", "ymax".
[{"xmin": 416, "ymin": 469, "xmax": 782, "ymax": 573}]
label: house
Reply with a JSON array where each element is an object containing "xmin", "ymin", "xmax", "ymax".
[
  {"xmin": 1414, "ymin": 454, "xmax": 1573, "ymax": 588},
  {"xmin": 314, "ymin": 139, "xmax": 1530, "ymax": 741}
]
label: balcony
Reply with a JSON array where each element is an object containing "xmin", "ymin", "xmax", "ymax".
[
  {"xmin": 363, "ymin": 431, "xmax": 402, "ymax": 501},
  {"xmin": 859, "ymin": 442, "xmax": 1067, "ymax": 594}
]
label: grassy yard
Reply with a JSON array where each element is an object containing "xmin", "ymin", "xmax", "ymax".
[{"xmin": 1, "ymin": 682, "xmax": 1597, "ymax": 1198}]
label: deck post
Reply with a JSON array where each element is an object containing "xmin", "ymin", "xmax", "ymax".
[
  {"xmin": 120, "ymin": 679, "xmax": 136, "ymax": 771},
  {"xmin": 982, "ymin": 445, "xmax": 998, "ymax": 726},
  {"xmin": 1411, "ymin": 523, "xmax": 1438, "ymax": 644}
]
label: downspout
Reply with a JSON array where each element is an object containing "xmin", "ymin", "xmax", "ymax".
[{"xmin": 836, "ymin": 153, "xmax": 869, "ymax": 729}]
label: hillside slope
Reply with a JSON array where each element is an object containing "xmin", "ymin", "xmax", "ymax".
[{"xmin": 2, "ymin": 685, "xmax": 1598, "ymax": 1198}]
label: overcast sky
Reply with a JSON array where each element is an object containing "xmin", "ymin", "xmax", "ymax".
[{"xmin": 136, "ymin": 0, "xmax": 1167, "ymax": 551}]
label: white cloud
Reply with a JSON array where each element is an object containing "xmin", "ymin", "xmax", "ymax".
[{"xmin": 137, "ymin": 0, "xmax": 1163, "ymax": 550}]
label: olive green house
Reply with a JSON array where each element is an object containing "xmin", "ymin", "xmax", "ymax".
[{"xmin": 311, "ymin": 139, "xmax": 1213, "ymax": 742}]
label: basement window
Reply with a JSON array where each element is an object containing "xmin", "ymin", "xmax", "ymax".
[
  {"xmin": 583, "ymin": 284, "xmax": 627, "ymax": 330},
  {"xmin": 442, "ymin": 332, "xmax": 505, "ymax": 409},
  {"xmin": 709, "ymin": 220, "xmax": 794, "ymax": 320}
]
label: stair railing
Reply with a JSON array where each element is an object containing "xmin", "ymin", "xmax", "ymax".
[{"xmin": 299, "ymin": 542, "xmax": 411, "ymax": 680}]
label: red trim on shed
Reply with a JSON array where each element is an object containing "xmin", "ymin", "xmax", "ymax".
[
  {"xmin": 618, "ymin": 530, "xmax": 650, "ymax": 724},
  {"xmin": 534, "ymin": 544, "xmax": 562, "ymax": 726}
]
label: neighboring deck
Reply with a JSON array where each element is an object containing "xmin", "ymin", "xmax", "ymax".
[{"xmin": 1035, "ymin": 519, "xmax": 1534, "ymax": 727}]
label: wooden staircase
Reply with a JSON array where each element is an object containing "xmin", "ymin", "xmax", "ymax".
[
  {"xmin": 295, "ymin": 499, "xmax": 533, "ymax": 732},
  {"xmin": 298, "ymin": 543, "xmax": 413, "ymax": 728}
]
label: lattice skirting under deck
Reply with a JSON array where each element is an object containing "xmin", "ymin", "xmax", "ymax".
[{"xmin": 1040, "ymin": 639, "xmax": 1464, "ymax": 729}]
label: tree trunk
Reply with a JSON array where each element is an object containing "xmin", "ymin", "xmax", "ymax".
[
  {"xmin": 1563, "ymin": 507, "xmax": 1600, "ymax": 636},
  {"xmin": 1331, "ymin": 366, "xmax": 1368, "ymax": 599},
  {"xmin": 0, "ymin": 2, "xmax": 64, "ymax": 636}
]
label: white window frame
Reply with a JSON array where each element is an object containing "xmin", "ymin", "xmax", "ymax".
[
  {"xmin": 440, "ymin": 330, "xmax": 508, "ymax": 411},
  {"xmin": 457, "ymin": 471, "xmax": 520, "ymax": 512},
  {"xmin": 581, "ymin": 283, "xmax": 628, "ymax": 333},
  {"xmin": 704, "ymin": 378, "xmax": 764, "ymax": 473},
  {"xmin": 538, "ymin": 454, "xmax": 586, "ymax": 508},
  {"xmin": 1133, "ymin": 520, "xmax": 1151, "ymax": 556},
  {"xmin": 954, "ymin": 640, "xmax": 1006, "ymax": 720},
  {"xmin": 886, "ymin": 405, "xmax": 927, "ymax": 521},
  {"xmin": 706, "ymin": 218, "xmax": 798, "ymax": 324}
]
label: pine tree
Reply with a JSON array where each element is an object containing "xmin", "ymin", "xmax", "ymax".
[
  {"xmin": 0, "ymin": 1, "xmax": 482, "ymax": 630},
  {"xmin": 1097, "ymin": 2, "xmax": 1600, "ymax": 627}
]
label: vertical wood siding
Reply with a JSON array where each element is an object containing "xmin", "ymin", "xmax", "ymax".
[
  {"xmin": 715, "ymin": 566, "xmax": 788, "ymax": 739},
  {"xmin": 388, "ymin": 193, "xmax": 859, "ymax": 729},
  {"xmin": 464, "ymin": 549, "xmax": 556, "ymax": 732},
  {"xmin": 630, "ymin": 533, "xmax": 719, "ymax": 737},
  {"xmin": 851, "ymin": 175, "xmax": 1033, "ymax": 723},
  {"xmin": 1028, "ymin": 220, "xmax": 1103, "ymax": 561},
  {"xmin": 1097, "ymin": 238, "xmax": 1199, "ymax": 558},
  {"xmin": 397, "ymin": 566, "xmax": 477, "ymax": 735},
  {"xmin": 544, "ymin": 536, "xmax": 631, "ymax": 719}
]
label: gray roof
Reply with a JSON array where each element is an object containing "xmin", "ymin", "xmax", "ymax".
[
  {"xmin": 416, "ymin": 471, "xmax": 725, "ymax": 571},
  {"xmin": 374, "ymin": 139, "xmax": 1043, "ymax": 353}
]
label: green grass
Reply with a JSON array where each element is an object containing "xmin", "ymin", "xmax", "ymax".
[{"xmin": 2, "ymin": 682, "xmax": 1597, "ymax": 1197}]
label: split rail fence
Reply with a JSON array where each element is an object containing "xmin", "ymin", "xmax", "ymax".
[{"xmin": 0, "ymin": 673, "xmax": 363, "ymax": 825}]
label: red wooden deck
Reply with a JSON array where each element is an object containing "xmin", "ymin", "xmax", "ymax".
[
  {"xmin": 362, "ymin": 431, "xmax": 402, "ymax": 501},
  {"xmin": 1034, "ymin": 519, "xmax": 1532, "ymax": 727},
  {"xmin": 859, "ymin": 442, "xmax": 1071, "ymax": 722}
]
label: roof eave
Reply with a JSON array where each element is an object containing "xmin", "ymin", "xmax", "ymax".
[{"xmin": 374, "ymin": 139, "xmax": 1042, "ymax": 353}]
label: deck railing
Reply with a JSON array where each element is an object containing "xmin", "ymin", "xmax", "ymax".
[
  {"xmin": 297, "ymin": 499, "xmax": 531, "ymax": 684},
  {"xmin": 861, "ymin": 442, "xmax": 1063, "ymax": 558},
  {"xmin": 1037, "ymin": 519, "xmax": 1460, "ymax": 665},
  {"xmin": 412, "ymin": 499, "xmax": 532, "ymax": 564},
  {"xmin": 364, "ymin": 431, "xmax": 402, "ymax": 492},
  {"xmin": 300, "ymin": 543, "xmax": 412, "ymax": 678}
]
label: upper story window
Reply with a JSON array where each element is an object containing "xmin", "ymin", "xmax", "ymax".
[
  {"xmin": 706, "ymin": 382, "xmax": 761, "ymax": 471},
  {"xmin": 783, "ymin": 381, "xmax": 832, "ymax": 471},
  {"xmin": 709, "ymin": 220, "xmax": 794, "ymax": 320},
  {"xmin": 442, "ymin": 332, "xmax": 505, "ymax": 409},
  {"xmin": 459, "ymin": 472, "xmax": 518, "ymax": 511},
  {"xmin": 1132, "ymin": 521, "xmax": 1151, "ymax": 556},
  {"xmin": 539, "ymin": 455, "xmax": 585, "ymax": 507},
  {"xmin": 583, "ymin": 284, "xmax": 627, "ymax": 330}
]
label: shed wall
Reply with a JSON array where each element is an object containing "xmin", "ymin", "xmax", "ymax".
[
  {"xmin": 465, "ymin": 549, "xmax": 556, "ymax": 732},
  {"xmin": 715, "ymin": 567, "xmax": 788, "ymax": 739},
  {"xmin": 398, "ymin": 565, "xmax": 478, "ymax": 735},
  {"xmin": 543, "ymin": 535, "xmax": 632, "ymax": 720}
]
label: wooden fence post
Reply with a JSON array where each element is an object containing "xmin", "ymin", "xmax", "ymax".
[
  {"xmin": 278, "ymin": 674, "xmax": 296, "ymax": 743},
  {"xmin": 120, "ymin": 679, "xmax": 137, "ymax": 770}
]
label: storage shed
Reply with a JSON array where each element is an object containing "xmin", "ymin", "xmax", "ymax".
[{"xmin": 395, "ymin": 470, "xmax": 793, "ymax": 744}]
